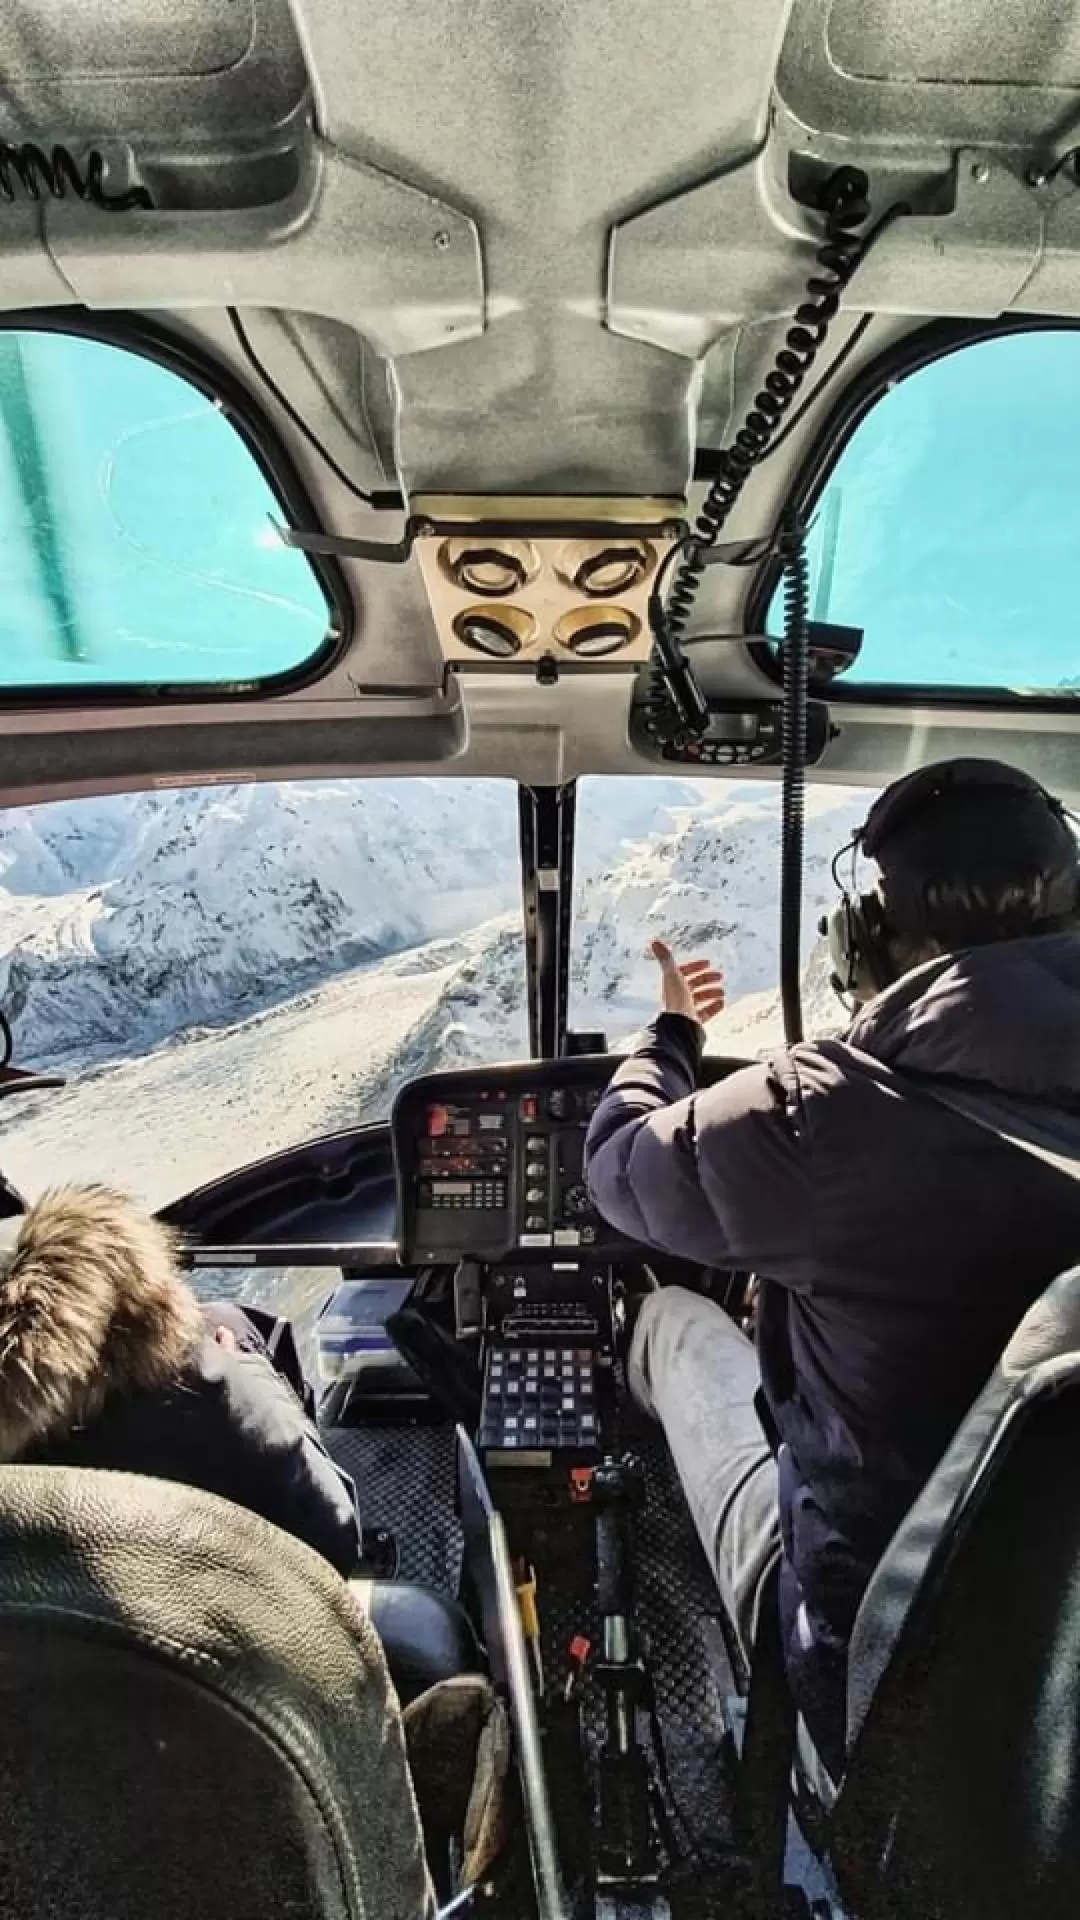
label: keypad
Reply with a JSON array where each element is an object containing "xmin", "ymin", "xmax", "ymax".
[
  {"xmin": 661, "ymin": 739, "xmax": 769, "ymax": 765},
  {"xmin": 479, "ymin": 1343, "xmax": 599, "ymax": 1452}
]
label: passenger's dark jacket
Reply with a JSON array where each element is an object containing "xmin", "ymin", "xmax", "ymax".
[
  {"xmin": 584, "ymin": 933, "xmax": 1080, "ymax": 1772},
  {"xmin": 24, "ymin": 1321, "xmax": 362, "ymax": 1576}
]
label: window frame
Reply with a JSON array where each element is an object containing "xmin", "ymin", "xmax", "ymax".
[
  {"xmin": 745, "ymin": 314, "xmax": 1080, "ymax": 712},
  {"xmin": 0, "ymin": 309, "xmax": 352, "ymax": 707}
]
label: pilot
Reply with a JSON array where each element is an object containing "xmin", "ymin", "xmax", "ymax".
[
  {"xmin": 0, "ymin": 1184, "xmax": 362, "ymax": 1573},
  {"xmin": 584, "ymin": 757, "xmax": 1080, "ymax": 1782}
]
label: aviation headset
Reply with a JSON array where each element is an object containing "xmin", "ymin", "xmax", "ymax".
[{"xmin": 822, "ymin": 759, "xmax": 1080, "ymax": 1004}]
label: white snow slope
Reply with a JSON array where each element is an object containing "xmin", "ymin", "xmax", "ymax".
[{"xmin": 0, "ymin": 776, "xmax": 873, "ymax": 1207}]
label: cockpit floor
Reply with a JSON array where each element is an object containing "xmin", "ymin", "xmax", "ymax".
[
  {"xmin": 324, "ymin": 1421, "xmax": 464, "ymax": 1595},
  {"xmin": 325, "ymin": 1408, "xmax": 740, "ymax": 1908},
  {"xmin": 627, "ymin": 1418, "xmax": 740, "ymax": 1872},
  {"xmin": 535, "ymin": 1412, "xmax": 740, "ymax": 1905}
]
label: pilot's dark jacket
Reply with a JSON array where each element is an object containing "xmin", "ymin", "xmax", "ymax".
[
  {"xmin": 23, "ymin": 1314, "xmax": 362, "ymax": 1576},
  {"xmin": 585, "ymin": 932, "xmax": 1080, "ymax": 1763}
]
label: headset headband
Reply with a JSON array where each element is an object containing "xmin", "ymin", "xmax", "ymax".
[{"xmin": 858, "ymin": 759, "xmax": 1070, "ymax": 863}]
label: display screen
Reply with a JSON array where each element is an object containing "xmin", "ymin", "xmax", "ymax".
[{"xmin": 707, "ymin": 710, "xmax": 758, "ymax": 741}]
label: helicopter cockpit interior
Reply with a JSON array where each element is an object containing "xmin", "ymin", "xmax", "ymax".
[{"xmin": 0, "ymin": 2, "xmax": 1077, "ymax": 1917}]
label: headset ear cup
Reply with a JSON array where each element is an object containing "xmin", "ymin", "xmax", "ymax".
[
  {"xmin": 823, "ymin": 897, "xmax": 859, "ymax": 998},
  {"xmin": 823, "ymin": 893, "xmax": 894, "ymax": 1001},
  {"xmin": 853, "ymin": 892, "xmax": 894, "ymax": 994}
]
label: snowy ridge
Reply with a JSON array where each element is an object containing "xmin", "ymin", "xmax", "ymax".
[
  {"xmin": 0, "ymin": 776, "xmax": 874, "ymax": 1205},
  {"xmin": 0, "ymin": 780, "xmax": 519, "ymax": 1064}
]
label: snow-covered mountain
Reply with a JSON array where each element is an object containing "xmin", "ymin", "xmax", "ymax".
[
  {"xmin": 0, "ymin": 780, "xmax": 521, "ymax": 1064},
  {"xmin": 0, "ymin": 775, "xmax": 873, "ymax": 1205}
]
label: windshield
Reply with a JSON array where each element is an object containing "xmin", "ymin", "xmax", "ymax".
[
  {"xmin": 0, "ymin": 778, "xmax": 524, "ymax": 1207},
  {"xmin": 0, "ymin": 772, "xmax": 883, "ymax": 1211},
  {"xmin": 571, "ymin": 776, "xmax": 878, "ymax": 1050}
]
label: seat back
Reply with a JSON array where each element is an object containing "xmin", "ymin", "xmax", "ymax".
[
  {"xmin": 0, "ymin": 1465, "xmax": 432, "ymax": 1920},
  {"xmin": 832, "ymin": 1264, "xmax": 1080, "ymax": 1920}
]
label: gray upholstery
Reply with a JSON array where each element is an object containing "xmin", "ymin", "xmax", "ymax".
[
  {"xmin": 0, "ymin": 1465, "xmax": 434, "ymax": 1920},
  {"xmin": 820, "ymin": 1263, "xmax": 1080, "ymax": 1918},
  {"xmin": 847, "ymin": 1262, "xmax": 1080, "ymax": 1746}
]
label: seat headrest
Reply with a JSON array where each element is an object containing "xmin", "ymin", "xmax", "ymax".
[
  {"xmin": 0, "ymin": 1465, "xmax": 432, "ymax": 1920},
  {"xmin": 847, "ymin": 1263, "xmax": 1080, "ymax": 1749}
]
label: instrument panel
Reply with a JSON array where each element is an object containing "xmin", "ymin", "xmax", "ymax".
[{"xmin": 392, "ymin": 1059, "xmax": 630, "ymax": 1262}]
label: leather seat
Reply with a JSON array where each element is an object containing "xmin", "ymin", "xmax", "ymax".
[
  {"xmin": 741, "ymin": 1263, "xmax": 1080, "ymax": 1920},
  {"xmin": 0, "ymin": 1464, "xmax": 434, "ymax": 1920}
]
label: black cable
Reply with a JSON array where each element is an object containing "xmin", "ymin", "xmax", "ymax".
[
  {"xmin": 226, "ymin": 308, "xmax": 404, "ymax": 513},
  {"xmin": 749, "ymin": 312, "xmax": 873, "ymax": 467},
  {"xmin": 1032, "ymin": 145, "xmax": 1080, "ymax": 187},
  {"xmin": 780, "ymin": 521, "xmax": 810, "ymax": 1046},
  {"xmin": 694, "ymin": 314, "xmax": 871, "ymax": 483},
  {"xmin": 0, "ymin": 141, "xmax": 152, "ymax": 211},
  {"xmin": 0, "ymin": 1011, "xmax": 11, "ymax": 1071},
  {"xmin": 645, "ymin": 167, "xmax": 874, "ymax": 746},
  {"xmin": 732, "ymin": 203, "xmax": 908, "ymax": 472}
]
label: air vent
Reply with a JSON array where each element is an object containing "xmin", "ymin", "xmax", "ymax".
[
  {"xmin": 554, "ymin": 605, "xmax": 639, "ymax": 657},
  {"xmin": 453, "ymin": 605, "xmax": 534, "ymax": 657},
  {"xmin": 441, "ymin": 538, "xmax": 539, "ymax": 597},
  {"xmin": 414, "ymin": 496, "xmax": 683, "ymax": 674},
  {"xmin": 559, "ymin": 540, "xmax": 654, "ymax": 597}
]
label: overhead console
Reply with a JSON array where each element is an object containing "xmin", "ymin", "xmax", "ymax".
[{"xmin": 392, "ymin": 1059, "xmax": 635, "ymax": 1265}]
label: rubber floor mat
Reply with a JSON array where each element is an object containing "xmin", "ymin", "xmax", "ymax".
[
  {"xmin": 632, "ymin": 1422, "xmax": 740, "ymax": 1867},
  {"xmin": 324, "ymin": 1422, "xmax": 463, "ymax": 1596},
  {"xmin": 537, "ymin": 1409, "xmax": 740, "ymax": 1907}
]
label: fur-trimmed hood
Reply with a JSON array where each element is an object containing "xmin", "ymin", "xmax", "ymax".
[{"xmin": 0, "ymin": 1187, "xmax": 203, "ymax": 1463}]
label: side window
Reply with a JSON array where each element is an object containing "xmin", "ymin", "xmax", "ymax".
[
  {"xmin": 0, "ymin": 328, "xmax": 332, "ymax": 692},
  {"xmin": 763, "ymin": 329, "xmax": 1080, "ymax": 697}
]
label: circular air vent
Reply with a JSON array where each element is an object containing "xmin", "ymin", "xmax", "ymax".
[
  {"xmin": 441, "ymin": 538, "xmax": 539, "ymax": 597},
  {"xmin": 453, "ymin": 604, "xmax": 536, "ymax": 657},
  {"xmin": 558, "ymin": 540, "xmax": 655, "ymax": 597},
  {"xmin": 553, "ymin": 605, "xmax": 639, "ymax": 658}
]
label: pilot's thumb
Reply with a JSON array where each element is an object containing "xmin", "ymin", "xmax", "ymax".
[{"xmin": 650, "ymin": 939, "xmax": 676, "ymax": 974}]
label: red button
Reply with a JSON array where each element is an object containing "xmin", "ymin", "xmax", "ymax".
[{"xmin": 521, "ymin": 1095, "xmax": 538, "ymax": 1121}]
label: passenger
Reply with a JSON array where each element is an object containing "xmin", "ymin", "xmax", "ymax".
[
  {"xmin": 584, "ymin": 758, "xmax": 1080, "ymax": 1781},
  {"xmin": 0, "ymin": 1185, "xmax": 361, "ymax": 1573}
]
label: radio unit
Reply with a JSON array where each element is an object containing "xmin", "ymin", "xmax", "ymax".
[{"xmin": 630, "ymin": 696, "xmax": 832, "ymax": 767}]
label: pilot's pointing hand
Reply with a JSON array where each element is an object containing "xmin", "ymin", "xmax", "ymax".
[{"xmin": 650, "ymin": 940, "xmax": 725, "ymax": 1026}]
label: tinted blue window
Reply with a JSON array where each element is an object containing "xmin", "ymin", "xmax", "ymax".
[
  {"xmin": 0, "ymin": 330, "xmax": 330, "ymax": 689},
  {"xmin": 765, "ymin": 330, "xmax": 1080, "ymax": 695}
]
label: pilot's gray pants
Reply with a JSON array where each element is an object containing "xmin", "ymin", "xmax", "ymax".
[{"xmin": 628, "ymin": 1285, "xmax": 782, "ymax": 1665}]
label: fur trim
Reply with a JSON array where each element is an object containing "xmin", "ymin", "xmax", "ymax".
[{"xmin": 0, "ymin": 1186, "xmax": 203, "ymax": 1462}]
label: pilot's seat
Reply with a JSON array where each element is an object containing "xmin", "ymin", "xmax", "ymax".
[
  {"xmin": 0, "ymin": 1466, "xmax": 439, "ymax": 1920},
  {"xmin": 740, "ymin": 1262, "xmax": 1080, "ymax": 1920}
]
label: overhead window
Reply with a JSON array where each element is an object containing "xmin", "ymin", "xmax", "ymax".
[
  {"xmin": 763, "ymin": 328, "xmax": 1080, "ymax": 698},
  {"xmin": 0, "ymin": 327, "xmax": 334, "ymax": 692}
]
